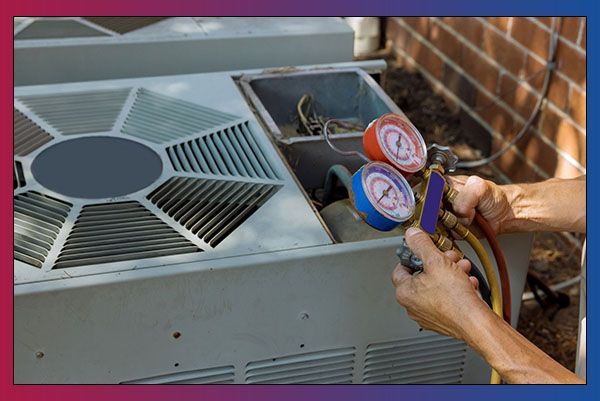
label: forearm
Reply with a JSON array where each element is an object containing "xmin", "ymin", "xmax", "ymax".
[
  {"xmin": 501, "ymin": 176, "xmax": 586, "ymax": 234},
  {"xmin": 462, "ymin": 304, "xmax": 583, "ymax": 384}
]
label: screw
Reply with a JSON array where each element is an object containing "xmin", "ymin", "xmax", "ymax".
[
  {"xmin": 35, "ymin": 351, "xmax": 44, "ymax": 359},
  {"xmin": 299, "ymin": 312, "xmax": 309, "ymax": 320},
  {"xmin": 172, "ymin": 331, "xmax": 181, "ymax": 339}
]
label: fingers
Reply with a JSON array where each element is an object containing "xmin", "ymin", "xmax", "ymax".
[
  {"xmin": 456, "ymin": 258, "xmax": 472, "ymax": 275},
  {"xmin": 446, "ymin": 175, "xmax": 468, "ymax": 191},
  {"xmin": 469, "ymin": 276, "xmax": 479, "ymax": 291},
  {"xmin": 404, "ymin": 227, "xmax": 444, "ymax": 266},
  {"xmin": 451, "ymin": 176, "xmax": 489, "ymax": 225},
  {"xmin": 443, "ymin": 250, "xmax": 461, "ymax": 263},
  {"xmin": 444, "ymin": 250, "xmax": 471, "ymax": 274},
  {"xmin": 392, "ymin": 263, "xmax": 413, "ymax": 287}
]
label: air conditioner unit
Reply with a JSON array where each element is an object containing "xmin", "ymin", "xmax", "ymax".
[
  {"xmin": 14, "ymin": 61, "xmax": 532, "ymax": 384},
  {"xmin": 14, "ymin": 17, "xmax": 354, "ymax": 86}
]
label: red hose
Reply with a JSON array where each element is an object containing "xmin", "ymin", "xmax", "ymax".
[{"xmin": 474, "ymin": 212, "xmax": 512, "ymax": 324}]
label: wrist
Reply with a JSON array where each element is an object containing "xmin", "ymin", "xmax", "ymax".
[
  {"xmin": 454, "ymin": 298, "xmax": 495, "ymax": 343},
  {"xmin": 496, "ymin": 184, "xmax": 525, "ymax": 234}
]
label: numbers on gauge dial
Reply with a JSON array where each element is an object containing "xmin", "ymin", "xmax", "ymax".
[
  {"xmin": 379, "ymin": 121, "xmax": 424, "ymax": 166},
  {"xmin": 365, "ymin": 171, "xmax": 411, "ymax": 220}
]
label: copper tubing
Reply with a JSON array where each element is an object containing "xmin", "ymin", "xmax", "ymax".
[{"xmin": 474, "ymin": 213, "xmax": 512, "ymax": 325}]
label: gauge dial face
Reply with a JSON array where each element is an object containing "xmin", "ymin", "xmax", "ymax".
[
  {"xmin": 376, "ymin": 114, "xmax": 427, "ymax": 172},
  {"xmin": 362, "ymin": 162, "xmax": 415, "ymax": 222}
]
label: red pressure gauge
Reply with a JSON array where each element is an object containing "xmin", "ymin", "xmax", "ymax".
[{"xmin": 363, "ymin": 114, "xmax": 427, "ymax": 176}]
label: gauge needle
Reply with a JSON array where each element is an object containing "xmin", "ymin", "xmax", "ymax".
[
  {"xmin": 395, "ymin": 138, "xmax": 402, "ymax": 159},
  {"xmin": 377, "ymin": 185, "xmax": 393, "ymax": 204}
]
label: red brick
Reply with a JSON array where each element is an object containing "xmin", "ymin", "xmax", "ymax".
[
  {"xmin": 560, "ymin": 17, "xmax": 582, "ymax": 44},
  {"xmin": 460, "ymin": 45, "xmax": 499, "ymax": 92},
  {"xmin": 511, "ymin": 18, "xmax": 551, "ymax": 59},
  {"xmin": 482, "ymin": 26, "xmax": 526, "ymax": 75},
  {"xmin": 393, "ymin": 52, "xmax": 419, "ymax": 73},
  {"xmin": 536, "ymin": 17, "xmax": 552, "ymax": 27},
  {"xmin": 525, "ymin": 68, "xmax": 570, "ymax": 111},
  {"xmin": 442, "ymin": 64, "xmax": 477, "ymax": 107},
  {"xmin": 476, "ymin": 90, "xmax": 517, "ymax": 135},
  {"xmin": 539, "ymin": 106, "xmax": 586, "ymax": 165},
  {"xmin": 546, "ymin": 75, "xmax": 570, "ymax": 111},
  {"xmin": 521, "ymin": 56, "xmax": 569, "ymax": 110},
  {"xmin": 386, "ymin": 17, "xmax": 412, "ymax": 49},
  {"xmin": 405, "ymin": 38, "xmax": 444, "ymax": 80},
  {"xmin": 569, "ymin": 86, "xmax": 586, "ymax": 128},
  {"xmin": 493, "ymin": 145, "xmax": 546, "ymax": 183},
  {"xmin": 498, "ymin": 74, "xmax": 540, "ymax": 118},
  {"xmin": 514, "ymin": 130, "xmax": 561, "ymax": 177},
  {"xmin": 429, "ymin": 21, "xmax": 462, "ymax": 63},
  {"xmin": 521, "ymin": 55, "xmax": 547, "ymax": 91},
  {"xmin": 555, "ymin": 41, "xmax": 586, "ymax": 87},
  {"xmin": 554, "ymin": 158, "xmax": 585, "ymax": 179},
  {"xmin": 402, "ymin": 17, "xmax": 431, "ymax": 39},
  {"xmin": 440, "ymin": 17, "xmax": 483, "ymax": 46},
  {"xmin": 486, "ymin": 17, "xmax": 511, "ymax": 32}
]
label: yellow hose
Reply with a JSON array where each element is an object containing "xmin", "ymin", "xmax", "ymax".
[
  {"xmin": 462, "ymin": 228, "xmax": 503, "ymax": 384},
  {"xmin": 438, "ymin": 188, "xmax": 503, "ymax": 383}
]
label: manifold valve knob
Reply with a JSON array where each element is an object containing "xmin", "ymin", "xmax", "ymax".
[
  {"xmin": 396, "ymin": 239, "xmax": 424, "ymax": 274},
  {"xmin": 427, "ymin": 143, "xmax": 458, "ymax": 172}
]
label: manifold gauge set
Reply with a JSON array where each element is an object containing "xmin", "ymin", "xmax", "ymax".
[{"xmin": 341, "ymin": 113, "xmax": 431, "ymax": 232}]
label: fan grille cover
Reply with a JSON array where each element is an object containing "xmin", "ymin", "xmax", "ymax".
[{"xmin": 13, "ymin": 86, "xmax": 294, "ymax": 275}]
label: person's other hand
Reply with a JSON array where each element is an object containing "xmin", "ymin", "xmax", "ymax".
[
  {"xmin": 392, "ymin": 227, "xmax": 488, "ymax": 340},
  {"xmin": 447, "ymin": 175, "xmax": 513, "ymax": 234}
]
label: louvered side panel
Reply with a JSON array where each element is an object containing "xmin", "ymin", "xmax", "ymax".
[
  {"xmin": 123, "ymin": 365, "xmax": 235, "ymax": 384},
  {"xmin": 166, "ymin": 122, "xmax": 278, "ymax": 180},
  {"xmin": 14, "ymin": 108, "xmax": 53, "ymax": 156},
  {"xmin": 13, "ymin": 161, "xmax": 26, "ymax": 190},
  {"xmin": 122, "ymin": 88, "xmax": 238, "ymax": 144},
  {"xmin": 147, "ymin": 177, "xmax": 280, "ymax": 247},
  {"xmin": 54, "ymin": 201, "xmax": 201, "ymax": 269},
  {"xmin": 363, "ymin": 335, "xmax": 467, "ymax": 384},
  {"xmin": 14, "ymin": 192, "xmax": 72, "ymax": 268},
  {"xmin": 19, "ymin": 89, "xmax": 131, "ymax": 135},
  {"xmin": 246, "ymin": 347, "xmax": 356, "ymax": 384}
]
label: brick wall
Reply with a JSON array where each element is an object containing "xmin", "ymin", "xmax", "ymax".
[{"xmin": 385, "ymin": 17, "xmax": 586, "ymax": 183}]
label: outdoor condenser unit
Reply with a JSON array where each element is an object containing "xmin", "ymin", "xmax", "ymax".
[
  {"xmin": 14, "ymin": 17, "xmax": 354, "ymax": 86},
  {"xmin": 14, "ymin": 62, "xmax": 532, "ymax": 384}
]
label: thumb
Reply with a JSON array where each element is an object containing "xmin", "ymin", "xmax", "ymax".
[{"xmin": 404, "ymin": 227, "xmax": 444, "ymax": 266}]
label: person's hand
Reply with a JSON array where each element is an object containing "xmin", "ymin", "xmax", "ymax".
[
  {"xmin": 392, "ymin": 227, "xmax": 488, "ymax": 341},
  {"xmin": 447, "ymin": 175, "xmax": 513, "ymax": 234}
]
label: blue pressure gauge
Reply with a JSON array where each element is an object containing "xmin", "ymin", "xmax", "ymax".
[{"xmin": 351, "ymin": 162, "xmax": 416, "ymax": 231}]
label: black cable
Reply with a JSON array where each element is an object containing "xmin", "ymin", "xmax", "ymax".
[{"xmin": 466, "ymin": 258, "xmax": 493, "ymax": 309}]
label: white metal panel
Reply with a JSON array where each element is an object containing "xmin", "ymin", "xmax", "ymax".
[
  {"xmin": 14, "ymin": 17, "xmax": 354, "ymax": 85},
  {"xmin": 14, "ymin": 234, "xmax": 532, "ymax": 384},
  {"xmin": 14, "ymin": 70, "xmax": 333, "ymax": 284}
]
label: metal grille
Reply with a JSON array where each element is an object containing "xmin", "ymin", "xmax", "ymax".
[
  {"xmin": 167, "ymin": 122, "xmax": 278, "ymax": 179},
  {"xmin": 245, "ymin": 347, "xmax": 356, "ymax": 384},
  {"xmin": 14, "ymin": 108, "xmax": 53, "ymax": 156},
  {"xmin": 13, "ymin": 161, "xmax": 26, "ymax": 190},
  {"xmin": 14, "ymin": 192, "xmax": 72, "ymax": 268},
  {"xmin": 123, "ymin": 365, "xmax": 235, "ymax": 384},
  {"xmin": 84, "ymin": 17, "xmax": 169, "ymax": 34},
  {"xmin": 363, "ymin": 335, "xmax": 467, "ymax": 384},
  {"xmin": 19, "ymin": 89, "xmax": 131, "ymax": 135},
  {"xmin": 55, "ymin": 201, "xmax": 201, "ymax": 269},
  {"xmin": 122, "ymin": 88, "xmax": 238, "ymax": 144},
  {"xmin": 148, "ymin": 177, "xmax": 280, "ymax": 248}
]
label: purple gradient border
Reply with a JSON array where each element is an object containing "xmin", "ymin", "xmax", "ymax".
[{"xmin": 4, "ymin": 2, "xmax": 595, "ymax": 400}]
